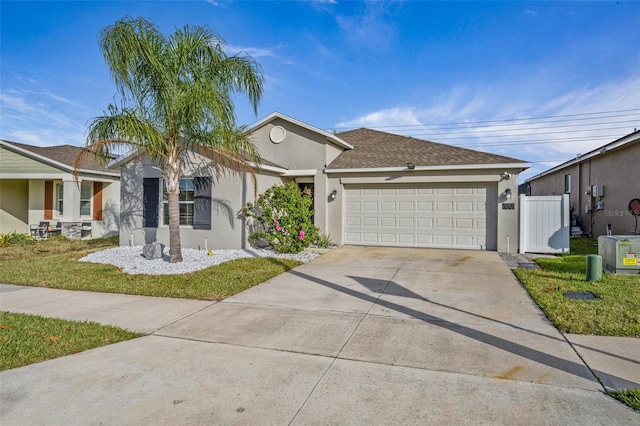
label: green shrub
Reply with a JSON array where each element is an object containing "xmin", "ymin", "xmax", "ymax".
[
  {"xmin": 315, "ymin": 232, "xmax": 334, "ymax": 248},
  {"xmin": 243, "ymin": 182, "xmax": 319, "ymax": 253},
  {"xmin": 0, "ymin": 232, "xmax": 35, "ymax": 247}
]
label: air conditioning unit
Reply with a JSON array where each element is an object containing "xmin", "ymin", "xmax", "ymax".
[{"xmin": 598, "ymin": 235, "xmax": 640, "ymax": 274}]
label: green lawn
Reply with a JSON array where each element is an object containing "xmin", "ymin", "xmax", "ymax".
[
  {"xmin": 0, "ymin": 236, "xmax": 301, "ymax": 300},
  {"xmin": 514, "ymin": 238, "xmax": 640, "ymax": 411},
  {"xmin": 0, "ymin": 311, "xmax": 141, "ymax": 371},
  {"xmin": 0, "ymin": 236, "xmax": 302, "ymax": 370},
  {"xmin": 513, "ymin": 238, "xmax": 640, "ymax": 337}
]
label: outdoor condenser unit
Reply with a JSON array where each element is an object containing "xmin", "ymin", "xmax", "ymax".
[{"xmin": 598, "ymin": 235, "xmax": 640, "ymax": 274}]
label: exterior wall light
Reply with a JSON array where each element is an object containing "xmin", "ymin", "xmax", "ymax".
[
  {"xmin": 329, "ymin": 190, "xmax": 337, "ymax": 200},
  {"xmin": 505, "ymin": 188, "xmax": 512, "ymax": 199}
]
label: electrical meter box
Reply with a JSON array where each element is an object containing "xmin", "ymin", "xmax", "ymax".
[{"xmin": 598, "ymin": 235, "xmax": 640, "ymax": 274}]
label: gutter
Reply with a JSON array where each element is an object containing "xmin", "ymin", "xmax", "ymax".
[{"xmin": 325, "ymin": 163, "xmax": 530, "ymax": 174}]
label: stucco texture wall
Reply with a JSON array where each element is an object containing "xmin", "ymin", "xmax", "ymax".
[
  {"xmin": 529, "ymin": 142, "xmax": 640, "ymax": 237},
  {"xmin": 0, "ymin": 179, "xmax": 29, "ymax": 233}
]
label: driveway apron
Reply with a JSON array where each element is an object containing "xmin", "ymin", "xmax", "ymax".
[{"xmin": 1, "ymin": 246, "xmax": 638, "ymax": 425}]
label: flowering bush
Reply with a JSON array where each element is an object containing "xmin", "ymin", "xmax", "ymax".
[{"xmin": 242, "ymin": 182, "xmax": 319, "ymax": 253}]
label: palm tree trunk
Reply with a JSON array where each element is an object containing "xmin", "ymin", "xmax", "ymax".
[{"xmin": 166, "ymin": 158, "xmax": 183, "ymax": 263}]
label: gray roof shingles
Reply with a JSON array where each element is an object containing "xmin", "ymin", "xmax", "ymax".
[{"xmin": 329, "ymin": 128, "xmax": 526, "ymax": 169}]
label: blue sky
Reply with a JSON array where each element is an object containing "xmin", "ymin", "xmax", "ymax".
[{"xmin": 1, "ymin": 1, "xmax": 639, "ymax": 181}]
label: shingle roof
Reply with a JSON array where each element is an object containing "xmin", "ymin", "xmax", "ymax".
[
  {"xmin": 1, "ymin": 140, "xmax": 119, "ymax": 174},
  {"xmin": 328, "ymin": 128, "xmax": 526, "ymax": 169}
]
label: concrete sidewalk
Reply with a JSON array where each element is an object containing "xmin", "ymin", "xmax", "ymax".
[{"xmin": 1, "ymin": 247, "xmax": 638, "ymax": 424}]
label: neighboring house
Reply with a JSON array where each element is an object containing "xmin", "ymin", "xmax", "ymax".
[
  {"xmin": 525, "ymin": 130, "xmax": 640, "ymax": 238},
  {"xmin": 113, "ymin": 112, "xmax": 529, "ymax": 252},
  {"xmin": 0, "ymin": 140, "xmax": 121, "ymax": 238}
]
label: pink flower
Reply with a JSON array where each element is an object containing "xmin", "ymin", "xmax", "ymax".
[
  {"xmin": 273, "ymin": 217, "xmax": 279, "ymax": 223},
  {"xmin": 258, "ymin": 193, "xmax": 263, "ymax": 197},
  {"xmin": 299, "ymin": 230, "xmax": 305, "ymax": 240},
  {"xmin": 276, "ymin": 225, "xmax": 282, "ymax": 232},
  {"xmin": 304, "ymin": 189, "xmax": 311, "ymax": 195}
]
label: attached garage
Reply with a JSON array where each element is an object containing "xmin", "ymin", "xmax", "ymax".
[
  {"xmin": 344, "ymin": 182, "xmax": 497, "ymax": 250},
  {"xmin": 326, "ymin": 128, "xmax": 529, "ymax": 253}
]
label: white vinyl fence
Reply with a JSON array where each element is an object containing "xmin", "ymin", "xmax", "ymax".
[{"xmin": 519, "ymin": 194, "xmax": 570, "ymax": 254}]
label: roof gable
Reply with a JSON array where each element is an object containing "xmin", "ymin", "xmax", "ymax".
[
  {"xmin": 0, "ymin": 139, "xmax": 119, "ymax": 176},
  {"xmin": 328, "ymin": 128, "xmax": 527, "ymax": 170},
  {"xmin": 247, "ymin": 112, "xmax": 353, "ymax": 150},
  {"xmin": 526, "ymin": 130, "xmax": 640, "ymax": 183}
]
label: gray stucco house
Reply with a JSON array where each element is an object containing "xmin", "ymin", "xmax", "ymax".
[
  {"xmin": 0, "ymin": 140, "xmax": 121, "ymax": 238},
  {"xmin": 113, "ymin": 112, "xmax": 529, "ymax": 252},
  {"xmin": 525, "ymin": 130, "xmax": 640, "ymax": 237}
]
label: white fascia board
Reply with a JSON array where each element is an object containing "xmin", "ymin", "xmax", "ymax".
[
  {"xmin": 247, "ymin": 112, "xmax": 354, "ymax": 150},
  {"xmin": 325, "ymin": 163, "xmax": 530, "ymax": 174},
  {"xmin": 282, "ymin": 169, "xmax": 317, "ymax": 177},
  {"xmin": 0, "ymin": 173, "xmax": 118, "ymax": 182},
  {"xmin": 248, "ymin": 162, "xmax": 316, "ymax": 177},
  {"xmin": 248, "ymin": 162, "xmax": 288, "ymax": 175},
  {"xmin": 1, "ymin": 140, "xmax": 120, "ymax": 178},
  {"xmin": 526, "ymin": 131, "xmax": 640, "ymax": 182}
]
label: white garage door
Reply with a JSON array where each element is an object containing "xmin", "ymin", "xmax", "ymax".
[{"xmin": 344, "ymin": 183, "xmax": 497, "ymax": 250}]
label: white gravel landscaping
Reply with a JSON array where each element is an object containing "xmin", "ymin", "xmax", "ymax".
[{"xmin": 78, "ymin": 246, "xmax": 319, "ymax": 275}]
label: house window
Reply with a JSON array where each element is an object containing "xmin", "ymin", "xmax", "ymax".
[
  {"xmin": 564, "ymin": 174, "xmax": 571, "ymax": 194},
  {"xmin": 56, "ymin": 183, "xmax": 64, "ymax": 216},
  {"xmin": 162, "ymin": 178, "xmax": 195, "ymax": 225},
  {"xmin": 80, "ymin": 182, "xmax": 92, "ymax": 216}
]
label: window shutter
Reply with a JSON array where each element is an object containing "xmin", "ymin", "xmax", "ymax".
[
  {"xmin": 93, "ymin": 182, "xmax": 103, "ymax": 220},
  {"xmin": 143, "ymin": 178, "xmax": 159, "ymax": 228},
  {"xmin": 44, "ymin": 181, "xmax": 53, "ymax": 220},
  {"xmin": 193, "ymin": 177, "xmax": 212, "ymax": 230}
]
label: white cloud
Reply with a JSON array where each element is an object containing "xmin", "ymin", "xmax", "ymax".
[
  {"xmin": 332, "ymin": 75, "xmax": 640, "ymax": 182},
  {"xmin": 0, "ymin": 90, "xmax": 88, "ymax": 146},
  {"xmin": 226, "ymin": 44, "xmax": 279, "ymax": 58}
]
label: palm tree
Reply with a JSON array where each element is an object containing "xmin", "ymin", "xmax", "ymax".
[{"xmin": 79, "ymin": 16, "xmax": 263, "ymax": 262}]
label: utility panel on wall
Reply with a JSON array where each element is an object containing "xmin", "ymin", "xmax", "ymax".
[{"xmin": 592, "ymin": 185, "xmax": 604, "ymax": 197}]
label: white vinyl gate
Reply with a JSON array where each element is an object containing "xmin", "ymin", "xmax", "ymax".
[{"xmin": 519, "ymin": 194, "xmax": 570, "ymax": 253}]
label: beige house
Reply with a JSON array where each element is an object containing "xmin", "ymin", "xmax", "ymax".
[
  {"xmin": 0, "ymin": 140, "xmax": 121, "ymax": 238},
  {"xmin": 525, "ymin": 130, "xmax": 640, "ymax": 237},
  {"xmin": 114, "ymin": 112, "xmax": 529, "ymax": 252}
]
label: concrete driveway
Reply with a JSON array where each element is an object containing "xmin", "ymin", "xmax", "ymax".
[{"xmin": 1, "ymin": 246, "xmax": 638, "ymax": 424}]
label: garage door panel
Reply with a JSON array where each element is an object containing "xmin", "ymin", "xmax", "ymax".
[
  {"xmin": 456, "ymin": 188, "xmax": 473, "ymax": 195},
  {"xmin": 363, "ymin": 217, "xmax": 378, "ymax": 227},
  {"xmin": 380, "ymin": 234, "xmax": 396, "ymax": 243},
  {"xmin": 436, "ymin": 202, "xmax": 453, "ymax": 212},
  {"xmin": 417, "ymin": 202, "xmax": 432, "ymax": 211},
  {"xmin": 436, "ymin": 218, "xmax": 453, "ymax": 228},
  {"xmin": 456, "ymin": 201, "xmax": 473, "ymax": 212},
  {"xmin": 417, "ymin": 218, "xmax": 432, "ymax": 228},
  {"xmin": 398, "ymin": 218, "xmax": 414, "ymax": 228},
  {"xmin": 381, "ymin": 202, "xmax": 396, "ymax": 211},
  {"xmin": 344, "ymin": 183, "xmax": 496, "ymax": 250},
  {"xmin": 456, "ymin": 218, "xmax": 473, "ymax": 229},
  {"xmin": 398, "ymin": 234, "xmax": 414, "ymax": 244}
]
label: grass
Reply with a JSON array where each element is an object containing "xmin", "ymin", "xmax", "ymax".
[
  {"xmin": 515, "ymin": 237, "xmax": 640, "ymax": 411},
  {"xmin": 0, "ymin": 236, "xmax": 301, "ymax": 300},
  {"xmin": 0, "ymin": 235, "xmax": 119, "ymax": 260},
  {"xmin": 608, "ymin": 388, "xmax": 640, "ymax": 411},
  {"xmin": 513, "ymin": 238, "xmax": 640, "ymax": 337},
  {"xmin": 0, "ymin": 311, "xmax": 141, "ymax": 371},
  {"xmin": 0, "ymin": 236, "xmax": 302, "ymax": 370}
]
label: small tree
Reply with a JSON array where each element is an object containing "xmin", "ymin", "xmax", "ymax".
[{"xmin": 243, "ymin": 182, "xmax": 319, "ymax": 253}]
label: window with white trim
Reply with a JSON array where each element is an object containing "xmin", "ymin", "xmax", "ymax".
[
  {"xmin": 56, "ymin": 183, "xmax": 64, "ymax": 216},
  {"xmin": 80, "ymin": 182, "xmax": 92, "ymax": 216},
  {"xmin": 162, "ymin": 178, "xmax": 194, "ymax": 225},
  {"xmin": 564, "ymin": 174, "xmax": 571, "ymax": 194}
]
